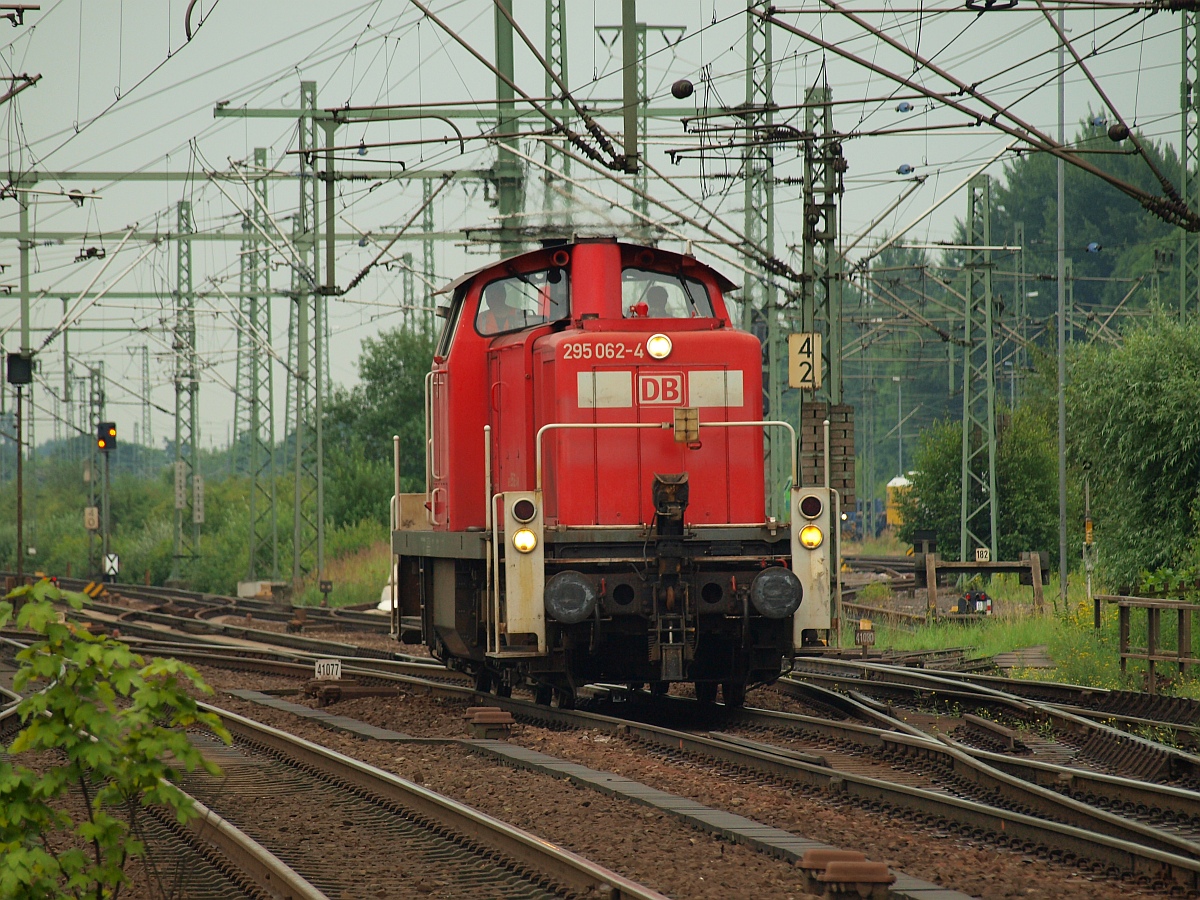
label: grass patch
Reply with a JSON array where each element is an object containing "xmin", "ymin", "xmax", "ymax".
[
  {"xmin": 849, "ymin": 573, "xmax": 1200, "ymax": 696},
  {"xmin": 844, "ymin": 534, "xmax": 909, "ymax": 556},
  {"xmin": 295, "ymin": 540, "xmax": 390, "ymax": 608}
]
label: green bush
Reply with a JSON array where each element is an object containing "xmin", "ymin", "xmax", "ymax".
[{"xmin": 1068, "ymin": 313, "xmax": 1200, "ymax": 588}]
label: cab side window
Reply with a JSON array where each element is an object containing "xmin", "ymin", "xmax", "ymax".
[
  {"xmin": 621, "ymin": 268, "xmax": 714, "ymax": 318},
  {"xmin": 476, "ymin": 267, "xmax": 569, "ymax": 336},
  {"xmin": 436, "ymin": 286, "xmax": 467, "ymax": 357}
]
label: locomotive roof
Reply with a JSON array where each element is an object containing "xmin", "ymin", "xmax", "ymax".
[{"xmin": 435, "ymin": 239, "xmax": 737, "ymax": 295}]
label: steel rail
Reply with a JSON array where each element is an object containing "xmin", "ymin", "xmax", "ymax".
[
  {"xmin": 850, "ymin": 664, "xmax": 1200, "ymax": 744},
  {"xmin": 470, "ymin": 693, "xmax": 1200, "ymax": 887},
  {"xmin": 136, "ymin": 643, "xmax": 470, "ymax": 687},
  {"xmin": 176, "ymin": 793, "xmax": 329, "ymax": 900},
  {"xmin": 731, "ymin": 686, "xmax": 1200, "ymax": 849},
  {"xmin": 784, "ymin": 661, "xmax": 1200, "ymax": 780},
  {"xmin": 201, "ymin": 702, "xmax": 668, "ymax": 900},
  {"xmin": 42, "ymin": 575, "xmax": 394, "ymax": 632},
  {"xmin": 120, "ymin": 635, "xmax": 442, "ymax": 670},
  {"xmin": 73, "ymin": 602, "xmax": 401, "ymax": 660},
  {"xmin": 893, "ymin": 664, "xmax": 1200, "ymax": 722},
  {"xmin": 5, "ymin": 630, "xmax": 465, "ymax": 689}
]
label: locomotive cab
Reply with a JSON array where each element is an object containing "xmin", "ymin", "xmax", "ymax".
[{"xmin": 393, "ymin": 239, "xmax": 827, "ymax": 707}]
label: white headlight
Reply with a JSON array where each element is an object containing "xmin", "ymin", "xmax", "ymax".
[
  {"xmin": 646, "ymin": 333, "xmax": 672, "ymax": 359},
  {"xmin": 512, "ymin": 528, "xmax": 538, "ymax": 553}
]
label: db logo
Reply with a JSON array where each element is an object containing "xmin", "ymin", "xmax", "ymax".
[{"xmin": 638, "ymin": 373, "xmax": 685, "ymax": 405}]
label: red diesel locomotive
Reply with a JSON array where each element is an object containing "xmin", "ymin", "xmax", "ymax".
[{"xmin": 392, "ymin": 238, "xmax": 832, "ymax": 706}]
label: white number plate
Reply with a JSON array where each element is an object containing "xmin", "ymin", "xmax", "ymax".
[
  {"xmin": 562, "ymin": 341, "xmax": 644, "ymax": 361},
  {"xmin": 313, "ymin": 658, "xmax": 342, "ymax": 681}
]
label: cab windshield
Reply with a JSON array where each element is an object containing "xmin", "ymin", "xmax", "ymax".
[
  {"xmin": 476, "ymin": 267, "xmax": 569, "ymax": 335},
  {"xmin": 621, "ymin": 267, "xmax": 714, "ymax": 318}
]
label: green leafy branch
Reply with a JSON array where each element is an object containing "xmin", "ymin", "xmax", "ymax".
[{"xmin": 0, "ymin": 578, "xmax": 231, "ymax": 899}]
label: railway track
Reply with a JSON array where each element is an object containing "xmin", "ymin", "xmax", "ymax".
[
  {"xmin": 843, "ymin": 554, "xmax": 918, "ymax": 575},
  {"xmin": 108, "ymin": 631, "xmax": 1200, "ymax": 891},
  {"xmin": 1, "ymin": 638, "xmax": 664, "ymax": 900},
  {"xmin": 421, "ymin": 687, "xmax": 1200, "ymax": 889},
  {"xmin": 903, "ymin": 665, "xmax": 1200, "ymax": 730},
  {"xmin": 15, "ymin": 589, "xmax": 1200, "ymax": 891},
  {"xmin": 65, "ymin": 598, "xmax": 406, "ymax": 660},
  {"xmin": 190, "ymin": 703, "xmax": 666, "ymax": 900},
  {"xmin": 9, "ymin": 575, "xmax": 419, "ymax": 650},
  {"xmin": 733, "ymin": 683, "xmax": 1200, "ymax": 850},
  {"xmin": 44, "ymin": 576, "xmax": 396, "ymax": 634}
]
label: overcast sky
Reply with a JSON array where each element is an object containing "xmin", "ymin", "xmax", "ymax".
[{"xmin": 0, "ymin": 0, "xmax": 1180, "ymax": 453}]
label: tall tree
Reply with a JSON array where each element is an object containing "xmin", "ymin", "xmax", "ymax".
[
  {"xmin": 323, "ymin": 328, "xmax": 435, "ymax": 527},
  {"xmin": 897, "ymin": 407, "xmax": 1058, "ymax": 562},
  {"xmin": 990, "ymin": 119, "xmax": 1181, "ymax": 320}
]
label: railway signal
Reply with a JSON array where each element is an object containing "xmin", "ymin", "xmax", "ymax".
[
  {"xmin": 97, "ymin": 422, "xmax": 117, "ymax": 453},
  {"xmin": 95, "ymin": 422, "xmax": 117, "ymax": 580},
  {"xmin": 792, "ymin": 487, "xmax": 833, "ymax": 645}
]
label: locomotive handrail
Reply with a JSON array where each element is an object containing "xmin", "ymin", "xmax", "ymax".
[
  {"xmin": 534, "ymin": 419, "xmax": 797, "ymax": 492},
  {"xmin": 424, "ymin": 371, "xmax": 433, "ymax": 525}
]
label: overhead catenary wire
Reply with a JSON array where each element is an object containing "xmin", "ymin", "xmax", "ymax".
[
  {"xmin": 487, "ymin": 0, "xmax": 622, "ymax": 165},
  {"xmin": 511, "ymin": 136, "xmax": 799, "ymax": 291},
  {"xmin": 755, "ymin": 6, "xmax": 1199, "ymax": 230},
  {"xmin": 405, "ymin": 0, "xmax": 624, "ymax": 171},
  {"xmin": 501, "ymin": 138, "xmax": 771, "ymax": 289},
  {"xmin": 1033, "ymin": 0, "xmax": 1178, "ymax": 201}
]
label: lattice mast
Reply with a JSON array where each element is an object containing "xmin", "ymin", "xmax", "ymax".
[
  {"xmin": 544, "ymin": 0, "xmax": 571, "ymax": 213},
  {"xmin": 802, "ymin": 86, "xmax": 843, "ymax": 408},
  {"xmin": 960, "ymin": 174, "xmax": 999, "ymax": 561},
  {"xmin": 170, "ymin": 199, "xmax": 200, "ymax": 582},
  {"xmin": 1182, "ymin": 12, "xmax": 1199, "ymax": 317},
  {"xmin": 288, "ymin": 81, "xmax": 325, "ymax": 590},
  {"xmin": 743, "ymin": 3, "xmax": 785, "ymax": 517},
  {"xmin": 236, "ymin": 148, "xmax": 279, "ymax": 581},
  {"xmin": 494, "ymin": 1, "xmax": 525, "ymax": 251}
]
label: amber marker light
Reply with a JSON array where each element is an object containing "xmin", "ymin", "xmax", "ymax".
[
  {"xmin": 799, "ymin": 524, "xmax": 824, "ymax": 550},
  {"xmin": 646, "ymin": 333, "xmax": 672, "ymax": 359},
  {"xmin": 512, "ymin": 529, "xmax": 538, "ymax": 553}
]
